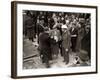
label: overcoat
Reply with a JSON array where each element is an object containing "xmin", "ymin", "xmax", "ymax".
[
  {"xmin": 81, "ymin": 31, "xmax": 90, "ymax": 59},
  {"xmin": 61, "ymin": 29, "xmax": 71, "ymax": 64},
  {"xmin": 62, "ymin": 30, "xmax": 71, "ymax": 50},
  {"xmin": 49, "ymin": 29, "xmax": 61, "ymax": 56},
  {"xmin": 39, "ymin": 32, "xmax": 52, "ymax": 62},
  {"xmin": 25, "ymin": 16, "xmax": 35, "ymax": 39}
]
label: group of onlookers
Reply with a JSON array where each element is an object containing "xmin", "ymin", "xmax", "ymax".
[{"xmin": 23, "ymin": 11, "xmax": 91, "ymax": 68}]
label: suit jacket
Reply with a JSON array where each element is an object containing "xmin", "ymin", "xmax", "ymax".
[{"xmin": 70, "ymin": 28, "xmax": 78, "ymax": 37}]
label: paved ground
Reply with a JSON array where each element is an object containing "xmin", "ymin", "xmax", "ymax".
[{"xmin": 23, "ymin": 37, "xmax": 90, "ymax": 69}]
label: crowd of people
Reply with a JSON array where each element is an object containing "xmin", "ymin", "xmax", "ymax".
[{"xmin": 23, "ymin": 10, "xmax": 91, "ymax": 68}]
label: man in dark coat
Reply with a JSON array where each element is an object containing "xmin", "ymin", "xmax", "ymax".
[
  {"xmin": 70, "ymin": 22, "xmax": 78, "ymax": 52},
  {"xmin": 39, "ymin": 27, "xmax": 52, "ymax": 68},
  {"xmin": 81, "ymin": 24, "xmax": 91, "ymax": 59},
  {"xmin": 25, "ymin": 11, "xmax": 35, "ymax": 42},
  {"xmin": 36, "ymin": 18, "xmax": 45, "ymax": 43}
]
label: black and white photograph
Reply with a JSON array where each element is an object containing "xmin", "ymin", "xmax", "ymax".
[
  {"xmin": 11, "ymin": 1, "xmax": 97, "ymax": 78},
  {"xmin": 23, "ymin": 10, "xmax": 91, "ymax": 69}
]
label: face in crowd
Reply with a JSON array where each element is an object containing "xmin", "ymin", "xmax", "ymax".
[
  {"xmin": 85, "ymin": 24, "xmax": 90, "ymax": 33},
  {"xmin": 39, "ymin": 20, "xmax": 44, "ymax": 25},
  {"xmin": 65, "ymin": 20, "xmax": 70, "ymax": 26}
]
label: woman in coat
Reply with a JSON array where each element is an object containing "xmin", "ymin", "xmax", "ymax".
[
  {"xmin": 49, "ymin": 17, "xmax": 61, "ymax": 59},
  {"xmin": 50, "ymin": 27, "xmax": 61, "ymax": 59}
]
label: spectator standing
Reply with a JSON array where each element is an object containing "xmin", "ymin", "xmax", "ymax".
[
  {"xmin": 70, "ymin": 22, "xmax": 78, "ymax": 52},
  {"xmin": 25, "ymin": 11, "xmax": 35, "ymax": 42},
  {"xmin": 39, "ymin": 27, "xmax": 52, "ymax": 68},
  {"xmin": 61, "ymin": 22, "xmax": 71, "ymax": 64}
]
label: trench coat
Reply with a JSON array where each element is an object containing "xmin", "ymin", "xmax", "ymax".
[
  {"xmin": 61, "ymin": 30, "xmax": 71, "ymax": 64},
  {"xmin": 62, "ymin": 30, "xmax": 71, "ymax": 50}
]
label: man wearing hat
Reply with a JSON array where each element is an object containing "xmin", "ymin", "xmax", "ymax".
[
  {"xmin": 81, "ymin": 24, "xmax": 91, "ymax": 59},
  {"xmin": 25, "ymin": 11, "xmax": 35, "ymax": 42},
  {"xmin": 70, "ymin": 22, "xmax": 78, "ymax": 52},
  {"xmin": 73, "ymin": 24, "xmax": 91, "ymax": 66},
  {"xmin": 61, "ymin": 23, "xmax": 71, "ymax": 64},
  {"xmin": 39, "ymin": 27, "xmax": 52, "ymax": 68},
  {"xmin": 37, "ymin": 15, "xmax": 46, "ymax": 43}
]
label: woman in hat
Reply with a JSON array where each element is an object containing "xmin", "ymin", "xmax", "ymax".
[{"xmin": 49, "ymin": 17, "xmax": 61, "ymax": 59}]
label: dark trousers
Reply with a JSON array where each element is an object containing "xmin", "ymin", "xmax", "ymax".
[
  {"xmin": 71, "ymin": 37, "xmax": 77, "ymax": 52},
  {"xmin": 40, "ymin": 49, "xmax": 52, "ymax": 68},
  {"xmin": 62, "ymin": 47, "xmax": 69, "ymax": 64},
  {"xmin": 27, "ymin": 28, "xmax": 34, "ymax": 42}
]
